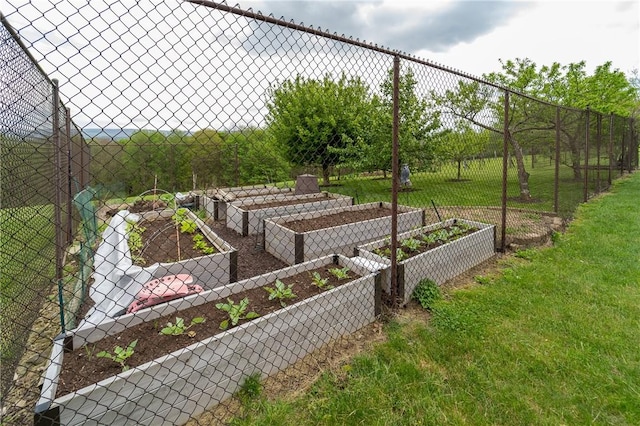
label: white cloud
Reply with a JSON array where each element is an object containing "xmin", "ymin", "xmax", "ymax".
[{"xmin": 3, "ymin": 0, "xmax": 638, "ymax": 131}]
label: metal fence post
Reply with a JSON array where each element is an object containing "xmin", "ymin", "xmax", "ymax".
[
  {"xmin": 584, "ymin": 107, "xmax": 590, "ymax": 202},
  {"xmin": 608, "ymin": 114, "xmax": 614, "ymax": 185},
  {"xmin": 554, "ymin": 106, "xmax": 560, "ymax": 214},
  {"xmin": 52, "ymin": 79, "xmax": 66, "ymax": 333},
  {"xmin": 500, "ymin": 91, "xmax": 509, "ymax": 252},
  {"xmin": 390, "ymin": 55, "xmax": 400, "ymax": 305},
  {"xmin": 65, "ymin": 107, "xmax": 73, "ymax": 244},
  {"xmin": 596, "ymin": 113, "xmax": 602, "ymax": 193}
]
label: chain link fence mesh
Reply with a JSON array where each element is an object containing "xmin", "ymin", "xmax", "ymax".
[{"xmin": 1, "ymin": 1, "xmax": 637, "ymax": 425}]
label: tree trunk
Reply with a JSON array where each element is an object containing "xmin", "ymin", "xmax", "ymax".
[
  {"xmin": 457, "ymin": 160, "xmax": 462, "ymax": 180},
  {"xmin": 509, "ymin": 135, "xmax": 531, "ymax": 200},
  {"xmin": 322, "ymin": 166, "xmax": 331, "ymax": 186}
]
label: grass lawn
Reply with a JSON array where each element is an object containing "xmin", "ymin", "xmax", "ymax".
[
  {"xmin": 0, "ymin": 205, "xmax": 56, "ymax": 358},
  {"xmin": 326, "ymin": 155, "xmax": 591, "ymax": 217},
  {"xmin": 227, "ymin": 172, "xmax": 640, "ymax": 425}
]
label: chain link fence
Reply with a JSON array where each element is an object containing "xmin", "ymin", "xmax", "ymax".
[{"xmin": 1, "ymin": 1, "xmax": 637, "ymax": 425}]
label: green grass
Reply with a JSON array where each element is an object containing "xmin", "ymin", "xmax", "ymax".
[
  {"xmin": 0, "ymin": 205, "xmax": 56, "ymax": 356},
  {"xmin": 327, "ymin": 156, "xmax": 589, "ymax": 216},
  {"xmin": 228, "ymin": 173, "xmax": 640, "ymax": 425}
]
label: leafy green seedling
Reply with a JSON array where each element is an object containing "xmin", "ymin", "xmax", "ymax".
[
  {"xmin": 193, "ymin": 234, "xmax": 215, "ymax": 254},
  {"xmin": 373, "ymin": 247, "xmax": 407, "ymax": 261},
  {"xmin": 96, "ymin": 339, "xmax": 138, "ymax": 372},
  {"xmin": 328, "ymin": 267, "xmax": 350, "ymax": 280},
  {"xmin": 395, "ymin": 248, "xmax": 408, "ymax": 261},
  {"xmin": 310, "ymin": 271, "xmax": 333, "ymax": 290},
  {"xmin": 401, "ymin": 237, "xmax": 422, "ymax": 252},
  {"xmin": 160, "ymin": 316, "xmax": 205, "ymax": 336},
  {"xmin": 125, "ymin": 220, "xmax": 146, "ymax": 264},
  {"xmin": 264, "ymin": 279, "xmax": 297, "ymax": 307},
  {"xmin": 171, "ymin": 208, "xmax": 190, "ymax": 226},
  {"xmin": 180, "ymin": 219, "xmax": 198, "ymax": 234},
  {"xmin": 215, "ymin": 297, "xmax": 260, "ymax": 330}
]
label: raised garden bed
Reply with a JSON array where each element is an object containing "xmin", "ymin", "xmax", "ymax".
[
  {"xmin": 80, "ymin": 209, "xmax": 238, "ymax": 327},
  {"xmin": 264, "ymin": 202, "xmax": 425, "ymax": 265},
  {"xmin": 226, "ymin": 192, "xmax": 353, "ymax": 236},
  {"xmin": 35, "ymin": 255, "xmax": 381, "ymax": 426},
  {"xmin": 356, "ymin": 218, "xmax": 496, "ymax": 304},
  {"xmin": 128, "ymin": 209, "xmax": 238, "ymax": 289},
  {"xmin": 201, "ymin": 184, "xmax": 295, "ymax": 221}
]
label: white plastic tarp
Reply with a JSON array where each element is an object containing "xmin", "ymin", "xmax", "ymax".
[{"xmin": 78, "ymin": 210, "xmax": 160, "ymax": 329}]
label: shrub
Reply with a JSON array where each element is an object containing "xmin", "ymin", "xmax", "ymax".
[{"xmin": 411, "ymin": 279, "xmax": 441, "ymax": 310}]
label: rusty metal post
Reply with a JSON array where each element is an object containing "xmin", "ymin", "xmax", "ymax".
[
  {"xmin": 554, "ymin": 106, "xmax": 560, "ymax": 214},
  {"xmin": 390, "ymin": 55, "xmax": 400, "ymax": 306},
  {"xmin": 630, "ymin": 118, "xmax": 637, "ymax": 172},
  {"xmin": 596, "ymin": 113, "xmax": 602, "ymax": 193},
  {"xmin": 584, "ymin": 107, "xmax": 590, "ymax": 202},
  {"xmin": 500, "ymin": 91, "xmax": 509, "ymax": 253},
  {"xmin": 53, "ymin": 79, "xmax": 66, "ymax": 333},
  {"xmin": 608, "ymin": 114, "xmax": 614, "ymax": 184},
  {"xmin": 65, "ymin": 107, "xmax": 73, "ymax": 244}
]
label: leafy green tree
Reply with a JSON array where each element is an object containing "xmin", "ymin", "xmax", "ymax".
[
  {"xmin": 119, "ymin": 130, "xmax": 191, "ymax": 195},
  {"xmin": 265, "ymin": 73, "xmax": 374, "ymax": 185},
  {"xmin": 432, "ymin": 77, "xmax": 544, "ymax": 200},
  {"xmin": 189, "ymin": 128, "xmax": 225, "ymax": 188},
  {"xmin": 335, "ymin": 66, "xmax": 445, "ymax": 180},
  {"xmin": 89, "ymin": 137, "xmax": 127, "ymax": 195},
  {"xmin": 220, "ymin": 128, "xmax": 290, "ymax": 186},
  {"xmin": 434, "ymin": 58, "xmax": 638, "ymax": 198},
  {"xmin": 438, "ymin": 125, "xmax": 490, "ymax": 181},
  {"xmin": 535, "ymin": 60, "xmax": 638, "ymax": 178},
  {"xmin": 379, "ymin": 66, "xmax": 444, "ymax": 177}
]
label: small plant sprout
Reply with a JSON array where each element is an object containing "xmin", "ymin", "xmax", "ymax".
[
  {"xmin": 215, "ymin": 297, "xmax": 260, "ymax": 330},
  {"xmin": 264, "ymin": 279, "xmax": 297, "ymax": 307},
  {"xmin": 180, "ymin": 219, "xmax": 198, "ymax": 234},
  {"xmin": 310, "ymin": 271, "xmax": 333, "ymax": 290},
  {"xmin": 125, "ymin": 220, "xmax": 146, "ymax": 264},
  {"xmin": 193, "ymin": 234, "xmax": 215, "ymax": 254},
  {"xmin": 160, "ymin": 316, "xmax": 205, "ymax": 336},
  {"xmin": 395, "ymin": 248, "xmax": 408, "ymax": 261},
  {"xmin": 171, "ymin": 208, "xmax": 190, "ymax": 226},
  {"xmin": 96, "ymin": 339, "xmax": 138, "ymax": 372},
  {"xmin": 328, "ymin": 266, "xmax": 350, "ymax": 280},
  {"xmin": 401, "ymin": 237, "xmax": 422, "ymax": 252},
  {"xmin": 84, "ymin": 344, "xmax": 95, "ymax": 358}
]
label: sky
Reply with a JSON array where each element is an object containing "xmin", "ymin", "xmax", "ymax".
[
  {"xmin": 2, "ymin": 0, "xmax": 639, "ymax": 131},
  {"xmin": 238, "ymin": 0, "xmax": 640, "ymax": 77}
]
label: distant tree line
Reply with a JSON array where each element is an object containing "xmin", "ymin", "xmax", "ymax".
[{"xmin": 89, "ymin": 128, "xmax": 290, "ymax": 196}]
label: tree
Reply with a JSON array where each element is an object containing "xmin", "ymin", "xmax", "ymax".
[
  {"xmin": 519, "ymin": 60, "xmax": 637, "ymax": 179},
  {"xmin": 265, "ymin": 73, "xmax": 374, "ymax": 185},
  {"xmin": 432, "ymin": 77, "xmax": 546, "ymax": 200},
  {"xmin": 434, "ymin": 58, "xmax": 638, "ymax": 199},
  {"xmin": 335, "ymin": 66, "xmax": 445, "ymax": 180},
  {"xmin": 220, "ymin": 128, "xmax": 291, "ymax": 186},
  {"xmin": 438, "ymin": 125, "xmax": 490, "ymax": 181},
  {"xmin": 189, "ymin": 129, "xmax": 225, "ymax": 188},
  {"xmin": 379, "ymin": 66, "xmax": 444, "ymax": 177}
]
